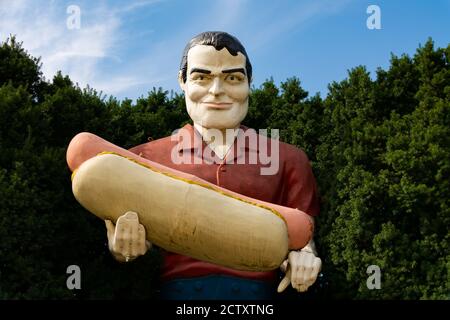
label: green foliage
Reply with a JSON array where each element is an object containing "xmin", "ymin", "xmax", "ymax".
[
  {"xmin": 0, "ymin": 40, "xmax": 164, "ymax": 299},
  {"xmin": 0, "ymin": 36, "xmax": 49, "ymax": 102},
  {"xmin": 314, "ymin": 39, "xmax": 449, "ymax": 299},
  {"xmin": 0, "ymin": 37, "xmax": 448, "ymax": 299}
]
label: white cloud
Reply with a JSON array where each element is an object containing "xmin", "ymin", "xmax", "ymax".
[
  {"xmin": 94, "ymin": 76, "xmax": 148, "ymax": 95},
  {"xmin": 0, "ymin": 0, "xmax": 256, "ymax": 99},
  {"xmin": 118, "ymin": 0, "xmax": 163, "ymax": 13},
  {"xmin": 208, "ymin": 0, "xmax": 247, "ymax": 31},
  {"xmin": 246, "ymin": 0, "xmax": 354, "ymax": 50},
  {"xmin": 0, "ymin": 0, "xmax": 353, "ymax": 99},
  {"xmin": 43, "ymin": 15, "xmax": 121, "ymax": 85},
  {"xmin": 0, "ymin": 0, "xmax": 162, "ymax": 96}
]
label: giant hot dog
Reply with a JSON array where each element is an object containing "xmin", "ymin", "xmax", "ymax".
[{"xmin": 67, "ymin": 132, "xmax": 313, "ymax": 271}]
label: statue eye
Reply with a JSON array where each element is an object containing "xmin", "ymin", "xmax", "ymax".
[
  {"xmin": 226, "ymin": 74, "xmax": 243, "ymax": 83},
  {"xmin": 192, "ymin": 74, "xmax": 208, "ymax": 81}
]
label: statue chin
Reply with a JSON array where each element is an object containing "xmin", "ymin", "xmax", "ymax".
[{"xmin": 187, "ymin": 107, "xmax": 248, "ymax": 130}]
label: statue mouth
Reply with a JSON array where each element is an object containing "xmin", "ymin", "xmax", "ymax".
[{"xmin": 202, "ymin": 102, "xmax": 233, "ymax": 109}]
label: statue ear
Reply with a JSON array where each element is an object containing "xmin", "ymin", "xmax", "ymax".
[{"xmin": 178, "ymin": 71, "xmax": 185, "ymax": 91}]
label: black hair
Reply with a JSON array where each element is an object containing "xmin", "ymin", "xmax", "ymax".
[{"xmin": 179, "ymin": 31, "xmax": 252, "ymax": 84}]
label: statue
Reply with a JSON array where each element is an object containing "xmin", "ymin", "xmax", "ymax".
[{"xmin": 70, "ymin": 31, "xmax": 322, "ymax": 299}]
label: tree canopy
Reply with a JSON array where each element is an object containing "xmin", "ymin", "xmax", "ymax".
[{"xmin": 0, "ymin": 36, "xmax": 448, "ymax": 299}]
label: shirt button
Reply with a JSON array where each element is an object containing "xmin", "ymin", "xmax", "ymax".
[{"xmin": 220, "ymin": 167, "xmax": 226, "ymax": 172}]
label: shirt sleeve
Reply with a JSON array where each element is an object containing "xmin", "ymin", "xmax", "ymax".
[{"xmin": 283, "ymin": 147, "xmax": 320, "ymax": 217}]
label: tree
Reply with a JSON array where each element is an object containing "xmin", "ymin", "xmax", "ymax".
[
  {"xmin": 0, "ymin": 36, "xmax": 447, "ymax": 299},
  {"xmin": 0, "ymin": 36, "xmax": 49, "ymax": 102},
  {"xmin": 314, "ymin": 39, "xmax": 449, "ymax": 299}
]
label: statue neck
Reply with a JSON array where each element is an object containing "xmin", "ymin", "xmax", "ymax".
[{"xmin": 193, "ymin": 122, "xmax": 240, "ymax": 159}]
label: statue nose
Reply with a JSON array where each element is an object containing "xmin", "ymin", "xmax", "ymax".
[{"xmin": 209, "ymin": 78, "xmax": 224, "ymax": 96}]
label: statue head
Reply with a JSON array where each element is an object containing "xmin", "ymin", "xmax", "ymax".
[{"xmin": 178, "ymin": 31, "xmax": 252, "ymax": 130}]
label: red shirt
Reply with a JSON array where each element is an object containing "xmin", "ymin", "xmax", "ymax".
[{"xmin": 129, "ymin": 124, "xmax": 319, "ymax": 283}]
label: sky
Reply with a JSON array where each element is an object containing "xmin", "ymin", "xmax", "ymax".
[{"xmin": 0, "ymin": 0, "xmax": 449, "ymax": 101}]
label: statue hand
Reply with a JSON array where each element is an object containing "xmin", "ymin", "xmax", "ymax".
[
  {"xmin": 105, "ymin": 211, "xmax": 152, "ymax": 262},
  {"xmin": 277, "ymin": 250, "xmax": 321, "ymax": 293}
]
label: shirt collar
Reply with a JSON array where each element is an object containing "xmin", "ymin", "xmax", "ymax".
[{"xmin": 174, "ymin": 123, "xmax": 259, "ymax": 154}]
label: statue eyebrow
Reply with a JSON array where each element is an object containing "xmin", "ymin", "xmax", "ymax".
[
  {"xmin": 190, "ymin": 68, "xmax": 211, "ymax": 74},
  {"xmin": 222, "ymin": 68, "xmax": 246, "ymax": 75}
]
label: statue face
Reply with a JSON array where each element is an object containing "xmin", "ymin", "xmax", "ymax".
[{"xmin": 179, "ymin": 45, "xmax": 249, "ymax": 129}]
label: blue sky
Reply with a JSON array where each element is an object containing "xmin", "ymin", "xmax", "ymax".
[{"xmin": 1, "ymin": 0, "xmax": 449, "ymax": 101}]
